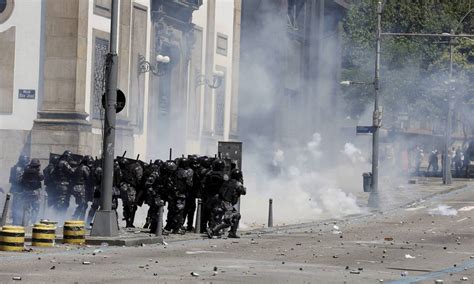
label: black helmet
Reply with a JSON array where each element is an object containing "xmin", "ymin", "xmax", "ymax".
[
  {"xmin": 163, "ymin": 161, "xmax": 177, "ymax": 173},
  {"xmin": 212, "ymin": 159, "xmax": 225, "ymax": 171},
  {"xmin": 82, "ymin": 155, "xmax": 94, "ymax": 167},
  {"xmin": 200, "ymin": 157, "xmax": 212, "ymax": 169},
  {"xmin": 189, "ymin": 156, "xmax": 200, "ymax": 170},
  {"xmin": 51, "ymin": 155, "xmax": 60, "ymax": 165},
  {"xmin": 153, "ymin": 159, "xmax": 163, "ymax": 167},
  {"xmin": 61, "ymin": 150, "xmax": 73, "ymax": 161},
  {"xmin": 178, "ymin": 158, "xmax": 190, "ymax": 169},
  {"xmin": 18, "ymin": 155, "xmax": 30, "ymax": 166},
  {"xmin": 230, "ymin": 169, "xmax": 243, "ymax": 181},
  {"xmin": 30, "ymin": 158, "xmax": 41, "ymax": 167}
]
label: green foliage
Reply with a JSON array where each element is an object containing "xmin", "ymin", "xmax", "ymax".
[{"xmin": 341, "ymin": 0, "xmax": 474, "ymax": 125}]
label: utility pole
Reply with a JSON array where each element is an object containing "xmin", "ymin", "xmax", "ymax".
[
  {"xmin": 91, "ymin": 0, "xmax": 119, "ymax": 237},
  {"xmin": 443, "ymin": 31, "xmax": 454, "ymax": 185},
  {"xmin": 368, "ymin": 1, "xmax": 383, "ymax": 208}
]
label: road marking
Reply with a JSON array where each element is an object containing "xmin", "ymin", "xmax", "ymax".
[
  {"xmin": 387, "ymin": 259, "xmax": 474, "ymax": 284},
  {"xmin": 458, "ymin": 206, "xmax": 474, "ymax": 212},
  {"xmin": 185, "ymin": 251, "xmax": 225, "ymax": 255},
  {"xmin": 405, "ymin": 207, "xmax": 426, "ymax": 211}
]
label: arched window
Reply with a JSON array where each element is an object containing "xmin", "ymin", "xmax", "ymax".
[{"xmin": 0, "ymin": 0, "xmax": 14, "ymax": 24}]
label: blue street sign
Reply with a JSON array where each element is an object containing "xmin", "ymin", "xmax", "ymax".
[{"xmin": 356, "ymin": 126, "xmax": 374, "ymax": 134}]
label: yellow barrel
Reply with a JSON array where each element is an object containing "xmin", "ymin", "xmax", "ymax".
[
  {"xmin": 32, "ymin": 223, "xmax": 56, "ymax": 247},
  {"xmin": 63, "ymin": 220, "xmax": 85, "ymax": 245},
  {"xmin": 40, "ymin": 220, "xmax": 58, "ymax": 226},
  {"xmin": 0, "ymin": 226, "xmax": 25, "ymax": 252}
]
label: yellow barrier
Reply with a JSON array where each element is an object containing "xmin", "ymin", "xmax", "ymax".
[
  {"xmin": 32, "ymin": 223, "xmax": 56, "ymax": 247},
  {"xmin": 0, "ymin": 226, "xmax": 25, "ymax": 252},
  {"xmin": 63, "ymin": 220, "xmax": 85, "ymax": 245}
]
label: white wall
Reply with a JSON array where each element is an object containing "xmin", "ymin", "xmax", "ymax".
[
  {"xmin": 0, "ymin": 0, "xmax": 43, "ymax": 130},
  {"xmin": 192, "ymin": 0, "xmax": 236, "ymax": 146}
]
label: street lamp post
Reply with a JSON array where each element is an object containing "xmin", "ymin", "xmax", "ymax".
[
  {"xmin": 91, "ymin": 0, "xmax": 119, "ymax": 237},
  {"xmin": 369, "ymin": 1, "xmax": 383, "ymax": 207}
]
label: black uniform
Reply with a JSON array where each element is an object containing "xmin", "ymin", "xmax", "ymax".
[
  {"xmin": 166, "ymin": 160, "xmax": 193, "ymax": 234},
  {"xmin": 53, "ymin": 151, "xmax": 76, "ymax": 214},
  {"xmin": 184, "ymin": 156, "xmax": 201, "ymax": 231},
  {"xmin": 71, "ymin": 162, "xmax": 91, "ymax": 220},
  {"xmin": 207, "ymin": 169, "xmax": 246, "ymax": 238},
  {"xmin": 19, "ymin": 159, "xmax": 44, "ymax": 225},
  {"xmin": 43, "ymin": 156, "xmax": 59, "ymax": 208},
  {"xmin": 202, "ymin": 159, "xmax": 228, "ymax": 231},
  {"xmin": 144, "ymin": 164, "xmax": 164, "ymax": 233},
  {"xmin": 119, "ymin": 159, "xmax": 143, "ymax": 228},
  {"xmin": 9, "ymin": 156, "xmax": 29, "ymax": 225}
]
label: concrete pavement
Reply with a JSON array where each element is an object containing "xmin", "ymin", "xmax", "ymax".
[{"xmin": 0, "ymin": 180, "xmax": 473, "ymax": 283}]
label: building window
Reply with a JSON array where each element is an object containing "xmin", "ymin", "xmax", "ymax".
[
  {"xmin": 287, "ymin": 0, "xmax": 305, "ymax": 33},
  {"xmin": 91, "ymin": 35, "xmax": 109, "ymax": 120},
  {"xmin": 94, "ymin": 0, "xmax": 111, "ymax": 18},
  {"xmin": 0, "ymin": 0, "xmax": 14, "ymax": 24},
  {"xmin": 216, "ymin": 33, "xmax": 228, "ymax": 56}
]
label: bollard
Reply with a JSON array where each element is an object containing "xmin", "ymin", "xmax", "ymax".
[
  {"xmin": 0, "ymin": 225, "xmax": 25, "ymax": 251},
  {"xmin": 40, "ymin": 193, "xmax": 48, "ymax": 220},
  {"xmin": 195, "ymin": 198, "xmax": 202, "ymax": 234},
  {"xmin": 1, "ymin": 194, "xmax": 11, "ymax": 227},
  {"xmin": 32, "ymin": 223, "xmax": 56, "ymax": 247},
  {"xmin": 268, "ymin": 198, "xmax": 273, "ymax": 228},
  {"xmin": 21, "ymin": 204, "xmax": 28, "ymax": 227},
  {"xmin": 63, "ymin": 220, "xmax": 85, "ymax": 245},
  {"xmin": 155, "ymin": 204, "xmax": 164, "ymax": 237}
]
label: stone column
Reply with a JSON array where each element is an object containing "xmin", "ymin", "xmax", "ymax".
[
  {"xmin": 201, "ymin": 0, "xmax": 216, "ymax": 153},
  {"xmin": 229, "ymin": 0, "xmax": 242, "ymax": 140},
  {"xmin": 31, "ymin": 0, "xmax": 92, "ymax": 160}
]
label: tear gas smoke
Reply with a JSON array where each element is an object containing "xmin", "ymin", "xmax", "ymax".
[
  {"xmin": 428, "ymin": 205, "xmax": 458, "ymax": 216},
  {"xmin": 240, "ymin": 133, "xmax": 367, "ymax": 227}
]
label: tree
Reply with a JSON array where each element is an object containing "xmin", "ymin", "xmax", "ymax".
[{"xmin": 341, "ymin": 0, "xmax": 473, "ymax": 137}]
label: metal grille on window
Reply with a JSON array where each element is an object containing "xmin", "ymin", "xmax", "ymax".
[{"xmin": 92, "ymin": 37, "xmax": 109, "ymax": 120}]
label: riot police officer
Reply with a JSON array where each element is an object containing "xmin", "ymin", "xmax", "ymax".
[
  {"xmin": 207, "ymin": 169, "xmax": 246, "ymax": 238},
  {"xmin": 202, "ymin": 159, "xmax": 228, "ymax": 231},
  {"xmin": 54, "ymin": 150, "xmax": 75, "ymax": 215},
  {"xmin": 9, "ymin": 155, "xmax": 29, "ymax": 225},
  {"xmin": 143, "ymin": 160, "xmax": 162, "ymax": 230},
  {"xmin": 19, "ymin": 158, "xmax": 44, "ymax": 225},
  {"xmin": 43, "ymin": 155, "xmax": 59, "ymax": 209},
  {"xmin": 184, "ymin": 155, "xmax": 201, "ymax": 231},
  {"xmin": 119, "ymin": 158, "xmax": 143, "ymax": 228},
  {"xmin": 168, "ymin": 157, "xmax": 193, "ymax": 234},
  {"xmin": 71, "ymin": 156, "xmax": 93, "ymax": 220}
]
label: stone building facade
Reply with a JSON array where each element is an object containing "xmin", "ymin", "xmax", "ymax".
[
  {"xmin": 238, "ymin": 0, "xmax": 349, "ymax": 153},
  {"xmin": 0, "ymin": 0, "xmax": 242, "ymax": 187}
]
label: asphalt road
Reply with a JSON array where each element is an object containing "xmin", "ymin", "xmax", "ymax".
[{"xmin": 0, "ymin": 185, "xmax": 473, "ymax": 283}]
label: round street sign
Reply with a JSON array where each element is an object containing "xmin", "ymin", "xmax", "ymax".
[{"xmin": 102, "ymin": 89, "xmax": 126, "ymax": 113}]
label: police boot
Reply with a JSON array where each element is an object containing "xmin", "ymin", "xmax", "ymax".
[
  {"xmin": 209, "ymin": 223, "xmax": 229, "ymax": 238},
  {"xmin": 143, "ymin": 217, "xmax": 150, "ymax": 229},
  {"xmin": 228, "ymin": 222, "xmax": 240, "ymax": 239},
  {"xmin": 128, "ymin": 210, "xmax": 136, "ymax": 228}
]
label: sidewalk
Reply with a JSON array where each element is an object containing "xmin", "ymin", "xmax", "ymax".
[{"xmin": 353, "ymin": 176, "xmax": 468, "ymax": 211}]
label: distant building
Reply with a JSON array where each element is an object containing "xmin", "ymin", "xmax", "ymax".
[{"xmin": 0, "ymin": 0, "xmax": 241, "ymax": 186}]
